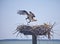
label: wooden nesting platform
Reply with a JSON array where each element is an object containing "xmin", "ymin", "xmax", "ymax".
[
  {"xmin": 15, "ymin": 23, "xmax": 54, "ymax": 39},
  {"xmin": 15, "ymin": 23, "xmax": 54, "ymax": 44}
]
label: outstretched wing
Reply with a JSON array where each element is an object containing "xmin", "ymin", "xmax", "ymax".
[
  {"xmin": 29, "ymin": 11, "xmax": 35, "ymax": 17},
  {"xmin": 17, "ymin": 10, "xmax": 29, "ymax": 15}
]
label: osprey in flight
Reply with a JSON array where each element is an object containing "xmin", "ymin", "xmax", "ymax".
[{"xmin": 17, "ymin": 10, "xmax": 37, "ymax": 23}]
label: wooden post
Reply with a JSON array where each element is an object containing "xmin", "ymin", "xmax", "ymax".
[{"xmin": 32, "ymin": 35, "xmax": 37, "ymax": 44}]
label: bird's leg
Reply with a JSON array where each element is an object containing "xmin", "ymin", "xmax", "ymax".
[
  {"xmin": 26, "ymin": 18, "xmax": 28, "ymax": 20},
  {"xmin": 26, "ymin": 20, "xmax": 31, "ymax": 25},
  {"xmin": 28, "ymin": 21, "xmax": 30, "ymax": 23},
  {"xmin": 26, "ymin": 17, "xmax": 29, "ymax": 23},
  {"xmin": 28, "ymin": 20, "xmax": 31, "ymax": 23},
  {"xmin": 26, "ymin": 17, "xmax": 29, "ymax": 20},
  {"xmin": 27, "ymin": 21, "xmax": 30, "ymax": 25}
]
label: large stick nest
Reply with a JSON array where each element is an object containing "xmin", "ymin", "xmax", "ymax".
[{"xmin": 15, "ymin": 23, "xmax": 55, "ymax": 39}]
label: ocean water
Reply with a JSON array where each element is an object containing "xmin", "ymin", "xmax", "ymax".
[{"xmin": 0, "ymin": 39, "xmax": 60, "ymax": 44}]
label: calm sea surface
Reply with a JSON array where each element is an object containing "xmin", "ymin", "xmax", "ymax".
[{"xmin": 0, "ymin": 39, "xmax": 60, "ymax": 44}]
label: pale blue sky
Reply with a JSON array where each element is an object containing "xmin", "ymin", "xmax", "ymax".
[{"xmin": 0, "ymin": 0, "xmax": 60, "ymax": 39}]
